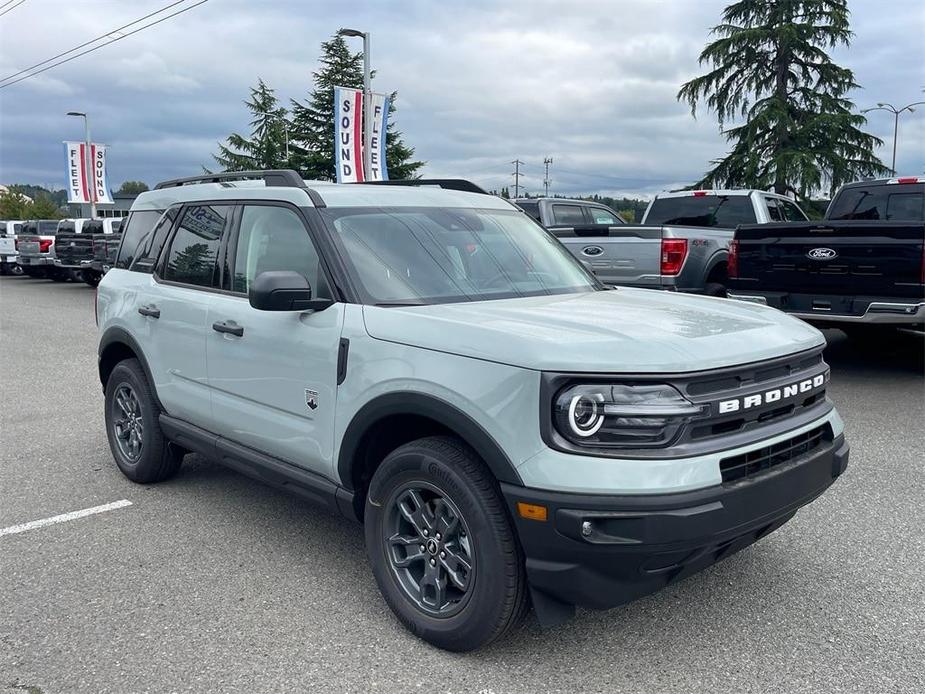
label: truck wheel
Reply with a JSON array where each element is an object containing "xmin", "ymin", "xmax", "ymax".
[
  {"xmin": 50, "ymin": 270, "xmax": 68, "ymax": 282},
  {"xmin": 704, "ymin": 282, "xmax": 727, "ymax": 297},
  {"xmin": 83, "ymin": 271, "xmax": 101, "ymax": 288},
  {"xmin": 104, "ymin": 358, "xmax": 184, "ymax": 483},
  {"xmin": 365, "ymin": 436, "xmax": 528, "ymax": 652}
]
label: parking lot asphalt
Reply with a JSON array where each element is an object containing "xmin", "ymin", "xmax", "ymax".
[{"xmin": 1, "ymin": 275, "xmax": 923, "ymax": 694}]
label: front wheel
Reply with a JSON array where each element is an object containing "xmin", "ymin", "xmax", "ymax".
[
  {"xmin": 365, "ymin": 436, "xmax": 528, "ymax": 652},
  {"xmin": 104, "ymin": 358, "xmax": 184, "ymax": 483}
]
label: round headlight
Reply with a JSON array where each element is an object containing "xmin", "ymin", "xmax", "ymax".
[{"xmin": 567, "ymin": 392, "xmax": 605, "ymax": 437}]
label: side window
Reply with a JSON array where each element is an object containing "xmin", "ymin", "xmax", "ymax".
[
  {"xmin": 765, "ymin": 198, "xmax": 783, "ymax": 222},
  {"xmin": 885, "ymin": 192, "xmax": 924, "ymax": 221},
  {"xmin": 232, "ymin": 205, "xmax": 328, "ymax": 297},
  {"xmin": 130, "ymin": 208, "xmax": 179, "ymax": 273},
  {"xmin": 588, "ymin": 207, "xmax": 621, "ymax": 225},
  {"xmin": 162, "ymin": 204, "xmax": 230, "ymax": 287},
  {"xmin": 115, "ymin": 210, "xmax": 165, "ymax": 269},
  {"xmin": 551, "ymin": 204, "xmax": 587, "ymax": 226},
  {"xmin": 778, "ymin": 199, "xmax": 807, "ymax": 221}
]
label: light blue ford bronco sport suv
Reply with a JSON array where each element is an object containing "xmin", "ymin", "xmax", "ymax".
[{"xmin": 96, "ymin": 171, "xmax": 849, "ymax": 652}]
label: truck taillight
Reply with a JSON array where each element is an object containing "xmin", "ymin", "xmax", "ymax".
[
  {"xmin": 39, "ymin": 239, "xmax": 53, "ymax": 253},
  {"xmin": 660, "ymin": 239, "xmax": 688, "ymax": 275},
  {"xmin": 728, "ymin": 240, "xmax": 739, "ymax": 278}
]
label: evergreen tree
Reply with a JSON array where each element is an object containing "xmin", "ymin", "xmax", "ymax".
[
  {"xmin": 0, "ymin": 190, "xmax": 30, "ymax": 219},
  {"xmin": 27, "ymin": 194, "xmax": 62, "ymax": 219},
  {"xmin": 213, "ymin": 78, "xmax": 290, "ymax": 171},
  {"xmin": 117, "ymin": 181, "xmax": 149, "ymax": 194},
  {"xmin": 289, "ymin": 33, "xmax": 424, "ymax": 180},
  {"xmin": 678, "ymin": 0, "xmax": 889, "ymax": 197}
]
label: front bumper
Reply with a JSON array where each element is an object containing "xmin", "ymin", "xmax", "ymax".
[
  {"xmin": 729, "ymin": 291, "xmax": 925, "ymax": 326},
  {"xmin": 501, "ymin": 432, "xmax": 848, "ymax": 618}
]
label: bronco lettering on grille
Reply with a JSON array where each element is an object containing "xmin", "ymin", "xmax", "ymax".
[{"xmin": 717, "ymin": 373, "xmax": 826, "ymax": 414}]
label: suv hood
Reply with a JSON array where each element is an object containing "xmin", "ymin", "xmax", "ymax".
[{"xmin": 361, "ymin": 289, "xmax": 824, "ymax": 373}]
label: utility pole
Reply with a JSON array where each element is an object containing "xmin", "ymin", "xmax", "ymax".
[
  {"xmin": 339, "ymin": 28, "xmax": 372, "ymax": 179},
  {"xmin": 67, "ymin": 111, "xmax": 95, "ymax": 217},
  {"xmin": 543, "ymin": 157, "xmax": 553, "ymax": 196},
  {"xmin": 511, "ymin": 159, "xmax": 523, "ymax": 199}
]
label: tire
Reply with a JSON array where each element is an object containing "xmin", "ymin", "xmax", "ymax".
[
  {"xmin": 365, "ymin": 435, "xmax": 528, "ymax": 652},
  {"xmin": 83, "ymin": 271, "xmax": 101, "ymax": 288},
  {"xmin": 50, "ymin": 269, "xmax": 68, "ymax": 282},
  {"xmin": 704, "ymin": 282, "xmax": 727, "ymax": 297},
  {"xmin": 840, "ymin": 325, "xmax": 892, "ymax": 343},
  {"xmin": 104, "ymin": 358, "xmax": 184, "ymax": 483}
]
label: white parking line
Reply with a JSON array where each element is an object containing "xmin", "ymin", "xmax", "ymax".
[{"xmin": 0, "ymin": 499, "xmax": 133, "ymax": 538}]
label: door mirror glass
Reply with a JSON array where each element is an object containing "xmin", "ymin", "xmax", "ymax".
[{"xmin": 249, "ymin": 270, "xmax": 331, "ymax": 311}]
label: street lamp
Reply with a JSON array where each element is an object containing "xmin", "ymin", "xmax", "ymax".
[
  {"xmin": 66, "ymin": 111, "xmax": 95, "ymax": 217},
  {"xmin": 338, "ymin": 28, "xmax": 371, "ymax": 180},
  {"xmin": 256, "ymin": 111, "xmax": 290, "ymax": 160},
  {"xmin": 861, "ymin": 101, "xmax": 925, "ymax": 175}
]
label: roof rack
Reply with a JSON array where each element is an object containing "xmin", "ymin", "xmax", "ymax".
[
  {"xmin": 154, "ymin": 170, "xmax": 326, "ymax": 207},
  {"xmin": 358, "ymin": 179, "xmax": 491, "ymax": 195}
]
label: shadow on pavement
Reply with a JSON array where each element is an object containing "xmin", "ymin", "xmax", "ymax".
[{"xmin": 821, "ymin": 328, "xmax": 924, "ymax": 377}]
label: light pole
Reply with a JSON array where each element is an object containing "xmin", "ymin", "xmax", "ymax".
[
  {"xmin": 862, "ymin": 101, "xmax": 925, "ymax": 175},
  {"xmin": 66, "ymin": 111, "xmax": 95, "ymax": 217},
  {"xmin": 257, "ymin": 111, "xmax": 290, "ymax": 161},
  {"xmin": 339, "ymin": 28, "xmax": 371, "ymax": 180}
]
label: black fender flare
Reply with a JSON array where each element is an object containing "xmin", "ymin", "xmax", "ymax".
[
  {"xmin": 337, "ymin": 392, "xmax": 524, "ymax": 490},
  {"xmin": 97, "ymin": 326, "xmax": 164, "ymax": 411},
  {"xmin": 704, "ymin": 249, "xmax": 729, "ymax": 281}
]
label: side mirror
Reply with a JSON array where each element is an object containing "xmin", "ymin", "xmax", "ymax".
[{"xmin": 248, "ymin": 270, "xmax": 333, "ymax": 311}]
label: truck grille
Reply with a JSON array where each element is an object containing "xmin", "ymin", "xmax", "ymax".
[{"xmin": 720, "ymin": 423, "xmax": 831, "ymax": 483}]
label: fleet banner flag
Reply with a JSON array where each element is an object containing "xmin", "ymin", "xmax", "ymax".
[
  {"xmin": 365, "ymin": 92, "xmax": 390, "ymax": 181},
  {"xmin": 334, "ymin": 86, "xmax": 364, "ymax": 183},
  {"xmin": 63, "ymin": 141, "xmax": 113, "ymax": 204}
]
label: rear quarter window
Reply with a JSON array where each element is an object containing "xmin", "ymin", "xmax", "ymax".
[{"xmin": 115, "ymin": 210, "xmax": 166, "ymax": 270}]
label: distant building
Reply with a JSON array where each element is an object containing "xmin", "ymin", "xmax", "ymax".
[
  {"xmin": 68, "ymin": 191, "xmax": 138, "ymax": 218},
  {"xmin": 0, "ymin": 184, "xmax": 33, "ymax": 202}
]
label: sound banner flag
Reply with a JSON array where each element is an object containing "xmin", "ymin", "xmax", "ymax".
[
  {"xmin": 334, "ymin": 86, "xmax": 364, "ymax": 183},
  {"xmin": 63, "ymin": 141, "xmax": 113, "ymax": 204}
]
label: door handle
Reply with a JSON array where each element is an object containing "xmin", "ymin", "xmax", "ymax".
[
  {"xmin": 138, "ymin": 305, "xmax": 160, "ymax": 319},
  {"xmin": 212, "ymin": 320, "xmax": 244, "ymax": 337}
]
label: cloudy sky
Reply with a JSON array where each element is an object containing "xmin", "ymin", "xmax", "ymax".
[{"xmin": 1, "ymin": 0, "xmax": 923, "ymax": 199}]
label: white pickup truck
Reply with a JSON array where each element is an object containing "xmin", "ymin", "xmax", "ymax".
[
  {"xmin": 0, "ymin": 220, "xmax": 23, "ymax": 275},
  {"xmin": 536, "ymin": 190, "xmax": 809, "ymax": 297}
]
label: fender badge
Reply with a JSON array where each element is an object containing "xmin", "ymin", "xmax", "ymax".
[{"xmin": 305, "ymin": 389, "xmax": 319, "ymax": 410}]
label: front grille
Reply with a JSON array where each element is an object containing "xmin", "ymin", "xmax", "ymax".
[{"xmin": 720, "ymin": 423, "xmax": 831, "ymax": 483}]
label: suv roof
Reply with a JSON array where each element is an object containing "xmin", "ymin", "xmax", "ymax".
[{"xmin": 135, "ymin": 171, "xmax": 513, "ymax": 213}]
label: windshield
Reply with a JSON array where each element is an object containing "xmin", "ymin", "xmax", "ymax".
[
  {"xmin": 324, "ymin": 207, "xmax": 599, "ymax": 304},
  {"xmin": 645, "ymin": 195, "xmax": 756, "ymax": 227}
]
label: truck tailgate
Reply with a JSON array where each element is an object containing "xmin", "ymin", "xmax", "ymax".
[
  {"xmin": 55, "ymin": 232, "xmax": 95, "ymax": 265},
  {"xmin": 554, "ymin": 225, "xmax": 662, "ymax": 286},
  {"xmin": 734, "ymin": 221, "xmax": 924, "ymax": 298}
]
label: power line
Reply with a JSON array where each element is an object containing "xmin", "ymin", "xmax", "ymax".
[
  {"xmin": 0, "ymin": 0, "xmax": 26, "ymax": 18},
  {"xmin": 0, "ymin": 0, "xmax": 210, "ymax": 90},
  {"xmin": 0, "ymin": 0, "xmax": 188, "ymax": 85}
]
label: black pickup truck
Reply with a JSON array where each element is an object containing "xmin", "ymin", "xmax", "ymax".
[
  {"xmin": 54, "ymin": 218, "xmax": 123, "ymax": 286},
  {"xmin": 728, "ymin": 177, "xmax": 924, "ymax": 333}
]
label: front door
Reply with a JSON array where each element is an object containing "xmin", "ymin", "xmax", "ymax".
[{"xmin": 206, "ymin": 203, "xmax": 344, "ymax": 477}]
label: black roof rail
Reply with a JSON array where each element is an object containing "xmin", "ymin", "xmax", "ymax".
[
  {"xmin": 153, "ymin": 169, "xmax": 326, "ymax": 207},
  {"xmin": 357, "ymin": 179, "xmax": 491, "ymax": 195}
]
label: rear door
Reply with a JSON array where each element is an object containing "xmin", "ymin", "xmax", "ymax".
[
  {"xmin": 206, "ymin": 202, "xmax": 344, "ymax": 475},
  {"xmin": 142, "ymin": 203, "xmax": 234, "ymax": 429}
]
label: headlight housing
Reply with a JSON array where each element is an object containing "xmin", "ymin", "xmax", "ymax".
[{"xmin": 553, "ymin": 383, "xmax": 706, "ymax": 449}]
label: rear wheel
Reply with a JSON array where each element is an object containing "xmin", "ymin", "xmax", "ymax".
[
  {"xmin": 104, "ymin": 358, "xmax": 184, "ymax": 483},
  {"xmin": 50, "ymin": 269, "xmax": 68, "ymax": 282},
  {"xmin": 365, "ymin": 436, "xmax": 528, "ymax": 652},
  {"xmin": 83, "ymin": 271, "xmax": 101, "ymax": 287},
  {"xmin": 704, "ymin": 281, "xmax": 727, "ymax": 297}
]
